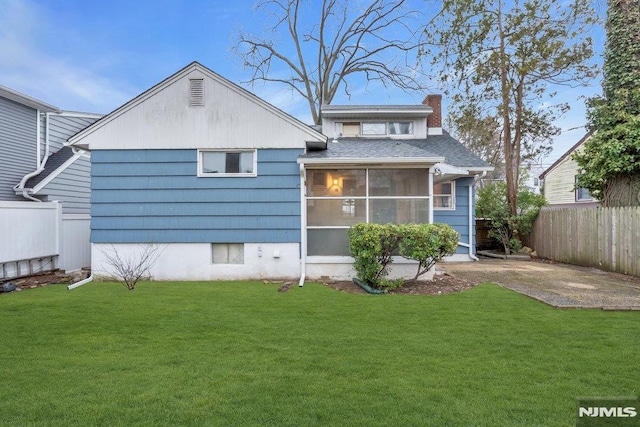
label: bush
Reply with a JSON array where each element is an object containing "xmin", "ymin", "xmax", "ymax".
[
  {"xmin": 398, "ymin": 223, "xmax": 460, "ymax": 281},
  {"xmin": 349, "ymin": 223, "xmax": 459, "ymax": 290}
]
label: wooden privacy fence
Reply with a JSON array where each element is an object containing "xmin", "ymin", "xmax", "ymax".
[{"xmin": 527, "ymin": 206, "xmax": 640, "ymax": 277}]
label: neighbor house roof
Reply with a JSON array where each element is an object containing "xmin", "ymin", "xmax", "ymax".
[
  {"xmin": 539, "ymin": 132, "xmax": 592, "ymax": 180},
  {"xmin": 23, "ymin": 147, "xmax": 76, "ymax": 190},
  {"xmin": 0, "ymin": 85, "xmax": 60, "ymax": 113}
]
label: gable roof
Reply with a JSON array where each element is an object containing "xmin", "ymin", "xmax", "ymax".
[
  {"xmin": 0, "ymin": 85, "xmax": 59, "ymax": 113},
  {"xmin": 539, "ymin": 132, "xmax": 592, "ymax": 179},
  {"xmin": 68, "ymin": 61, "xmax": 327, "ymax": 150}
]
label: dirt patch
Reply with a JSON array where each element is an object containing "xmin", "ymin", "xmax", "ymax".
[{"xmin": 323, "ymin": 273, "xmax": 477, "ymax": 295}]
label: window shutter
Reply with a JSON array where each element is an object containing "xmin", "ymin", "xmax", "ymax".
[{"xmin": 189, "ymin": 79, "xmax": 204, "ymax": 106}]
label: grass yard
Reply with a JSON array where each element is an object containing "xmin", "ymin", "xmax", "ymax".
[{"xmin": 0, "ymin": 281, "xmax": 638, "ymax": 426}]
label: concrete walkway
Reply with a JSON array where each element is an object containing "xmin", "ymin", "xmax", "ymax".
[{"xmin": 440, "ymin": 258, "xmax": 640, "ymax": 310}]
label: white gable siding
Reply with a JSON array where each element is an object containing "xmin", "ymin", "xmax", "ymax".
[{"xmin": 73, "ymin": 65, "xmax": 325, "ymax": 151}]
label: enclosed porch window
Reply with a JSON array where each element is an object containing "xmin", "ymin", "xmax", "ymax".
[{"xmin": 306, "ymin": 168, "xmax": 430, "ymax": 256}]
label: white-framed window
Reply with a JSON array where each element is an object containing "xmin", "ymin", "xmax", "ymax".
[
  {"xmin": 433, "ymin": 181, "xmax": 455, "ymax": 209},
  {"xmin": 198, "ymin": 149, "xmax": 257, "ymax": 177},
  {"xmin": 575, "ymin": 176, "xmax": 592, "ymax": 201},
  {"xmin": 212, "ymin": 243, "xmax": 244, "ymax": 264},
  {"xmin": 305, "ymin": 168, "xmax": 430, "ymax": 256},
  {"xmin": 388, "ymin": 122, "xmax": 413, "ymax": 135},
  {"xmin": 360, "ymin": 121, "xmax": 414, "ymax": 136},
  {"xmin": 361, "ymin": 122, "xmax": 387, "ymax": 135}
]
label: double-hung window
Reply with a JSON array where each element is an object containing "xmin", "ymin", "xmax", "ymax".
[
  {"xmin": 433, "ymin": 182, "xmax": 455, "ymax": 209},
  {"xmin": 198, "ymin": 149, "xmax": 256, "ymax": 177}
]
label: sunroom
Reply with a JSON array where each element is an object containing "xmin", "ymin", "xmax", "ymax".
[{"xmin": 298, "ymin": 138, "xmax": 473, "ymax": 280}]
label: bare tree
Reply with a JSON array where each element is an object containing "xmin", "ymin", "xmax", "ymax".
[
  {"xmin": 100, "ymin": 244, "xmax": 164, "ymax": 290},
  {"xmin": 234, "ymin": 0, "xmax": 428, "ymax": 125}
]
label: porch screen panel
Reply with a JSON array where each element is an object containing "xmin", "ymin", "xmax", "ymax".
[{"xmin": 306, "ymin": 168, "xmax": 430, "ymax": 256}]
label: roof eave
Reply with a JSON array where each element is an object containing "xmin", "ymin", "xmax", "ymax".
[{"xmin": 298, "ymin": 156, "xmax": 446, "ymax": 165}]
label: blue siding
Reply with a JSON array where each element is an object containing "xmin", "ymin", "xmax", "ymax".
[
  {"xmin": 91, "ymin": 148, "xmax": 303, "ymax": 243},
  {"xmin": 434, "ymin": 177, "xmax": 475, "ymax": 254}
]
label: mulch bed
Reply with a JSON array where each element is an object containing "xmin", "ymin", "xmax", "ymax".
[{"xmin": 322, "ymin": 273, "xmax": 477, "ymax": 295}]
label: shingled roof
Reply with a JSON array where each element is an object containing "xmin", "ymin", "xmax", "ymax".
[
  {"xmin": 24, "ymin": 147, "xmax": 75, "ymax": 189},
  {"xmin": 299, "ymin": 132, "xmax": 490, "ymax": 170}
]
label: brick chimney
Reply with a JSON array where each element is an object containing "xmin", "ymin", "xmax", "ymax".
[{"xmin": 422, "ymin": 94, "xmax": 443, "ymax": 135}]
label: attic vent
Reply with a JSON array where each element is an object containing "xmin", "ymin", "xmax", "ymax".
[{"xmin": 189, "ymin": 79, "xmax": 204, "ymax": 106}]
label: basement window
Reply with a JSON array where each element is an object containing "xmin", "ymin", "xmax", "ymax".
[{"xmin": 212, "ymin": 243, "xmax": 244, "ymax": 264}]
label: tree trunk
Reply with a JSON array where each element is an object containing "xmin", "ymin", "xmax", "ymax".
[{"xmin": 603, "ymin": 174, "xmax": 640, "ymax": 207}]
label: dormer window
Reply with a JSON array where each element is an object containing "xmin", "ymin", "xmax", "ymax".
[
  {"xmin": 361, "ymin": 121, "xmax": 413, "ymax": 136},
  {"xmin": 362, "ymin": 122, "xmax": 387, "ymax": 135},
  {"xmin": 389, "ymin": 122, "xmax": 413, "ymax": 135}
]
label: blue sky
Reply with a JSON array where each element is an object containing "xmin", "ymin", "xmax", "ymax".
[{"xmin": 0, "ymin": 0, "xmax": 605, "ymax": 163}]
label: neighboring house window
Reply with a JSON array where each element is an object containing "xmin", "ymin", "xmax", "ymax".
[
  {"xmin": 198, "ymin": 149, "xmax": 256, "ymax": 177},
  {"xmin": 306, "ymin": 168, "xmax": 429, "ymax": 256},
  {"xmin": 575, "ymin": 176, "xmax": 592, "ymax": 201},
  {"xmin": 189, "ymin": 79, "xmax": 204, "ymax": 106},
  {"xmin": 433, "ymin": 182, "xmax": 455, "ymax": 209},
  {"xmin": 212, "ymin": 243, "xmax": 244, "ymax": 264}
]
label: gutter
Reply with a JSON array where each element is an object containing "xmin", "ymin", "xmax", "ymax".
[
  {"xmin": 298, "ymin": 163, "xmax": 307, "ymax": 287},
  {"xmin": 15, "ymin": 112, "xmax": 52, "ymax": 201},
  {"xmin": 468, "ymin": 171, "xmax": 487, "ymax": 261}
]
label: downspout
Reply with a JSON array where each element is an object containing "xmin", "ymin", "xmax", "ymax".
[
  {"xmin": 468, "ymin": 171, "xmax": 488, "ymax": 261},
  {"xmin": 298, "ymin": 163, "xmax": 306, "ymax": 287},
  {"xmin": 16, "ymin": 112, "xmax": 52, "ymax": 201},
  {"xmin": 67, "ymin": 274, "xmax": 93, "ymax": 290}
]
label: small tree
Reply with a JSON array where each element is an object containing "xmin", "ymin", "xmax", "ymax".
[
  {"xmin": 398, "ymin": 223, "xmax": 459, "ymax": 282},
  {"xmin": 476, "ymin": 182, "xmax": 546, "ymax": 254},
  {"xmin": 100, "ymin": 244, "xmax": 164, "ymax": 290}
]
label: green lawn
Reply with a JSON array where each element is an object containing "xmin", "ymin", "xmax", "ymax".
[{"xmin": 0, "ymin": 281, "xmax": 638, "ymax": 426}]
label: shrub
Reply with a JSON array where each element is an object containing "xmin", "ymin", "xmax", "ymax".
[
  {"xmin": 398, "ymin": 223, "xmax": 459, "ymax": 281},
  {"xmin": 348, "ymin": 223, "xmax": 402, "ymax": 289},
  {"xmin": 349, "ymin": 223, "xmax": 459, "ymax": 290}
]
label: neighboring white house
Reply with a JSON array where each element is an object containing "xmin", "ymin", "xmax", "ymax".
[{"xmin": 539, "ymin": 132, "xmax": 599, "ymax": 207}]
